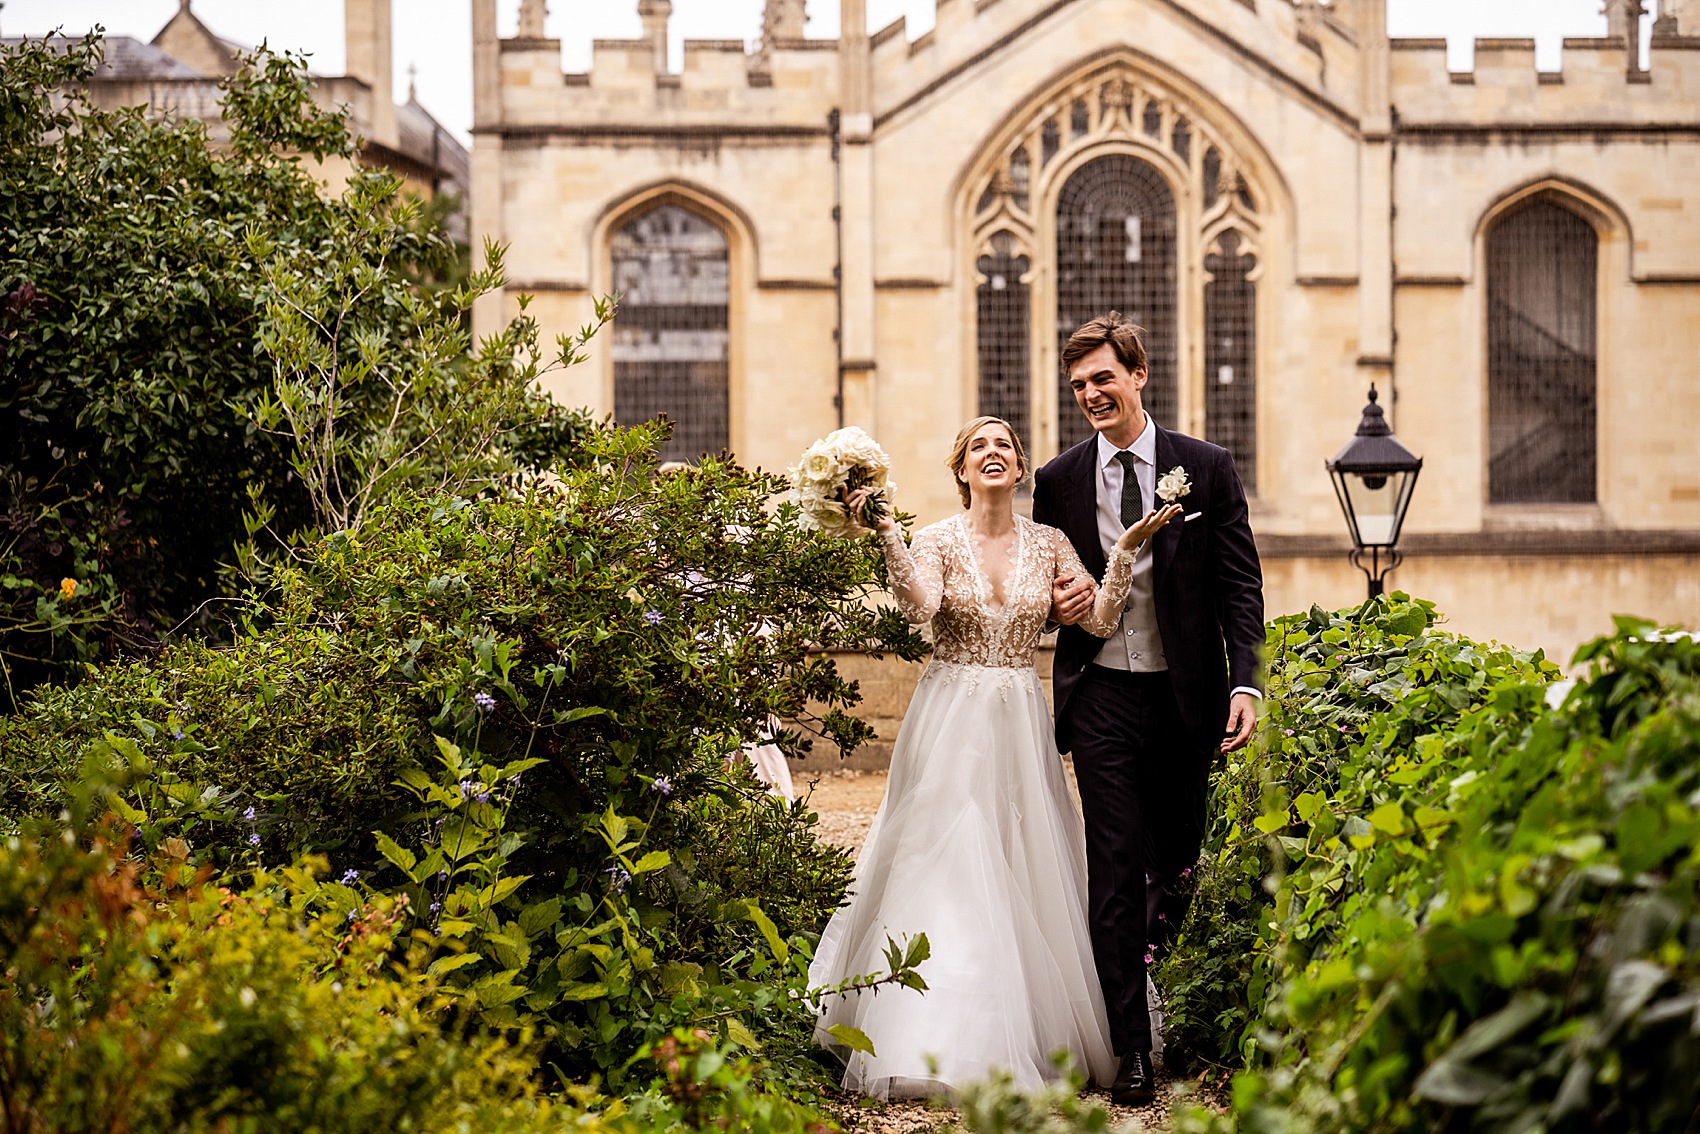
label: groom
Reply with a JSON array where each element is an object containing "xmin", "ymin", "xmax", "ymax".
[{"xmin": 1033, "ymin": 311, "xmax": 1265, "ymax": 1105}]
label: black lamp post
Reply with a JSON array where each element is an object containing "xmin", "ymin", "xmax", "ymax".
[{"xmin": 1327, "ymin": 385, "xmax": 1422, "ymax": 600}]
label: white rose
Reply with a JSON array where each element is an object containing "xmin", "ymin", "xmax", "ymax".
[{"xmin": 1156, "ymin": 466, "xmax": 1191, "ymax": 504}]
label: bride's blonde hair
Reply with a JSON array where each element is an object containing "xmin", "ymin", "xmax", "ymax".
[{"xmin": 947, "ymin": 416, "xmax": 1029, "ymax": 508}]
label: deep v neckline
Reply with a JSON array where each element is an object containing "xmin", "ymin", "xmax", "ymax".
[{"xmin": 960, "ymin": 514, "xmax": 1024, "ymax": 619}]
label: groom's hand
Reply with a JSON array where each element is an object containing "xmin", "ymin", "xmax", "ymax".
[
  {"xmin": 1221, "ymin": 692, "xmax": 1257, "ymax": 753},
  {"xmin": 1050, "ymin": 575, "xmax": 1094, "ymax": 626}
]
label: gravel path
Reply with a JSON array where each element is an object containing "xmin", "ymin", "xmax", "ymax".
[{"xmin": 799, "ymin": 770, "xmax": 1228, "ymax": 1132}]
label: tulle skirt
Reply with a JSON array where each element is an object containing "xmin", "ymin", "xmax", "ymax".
[{"xmin": 809, "ymin": 661, "xmax": 1117, "ymax": 1099}]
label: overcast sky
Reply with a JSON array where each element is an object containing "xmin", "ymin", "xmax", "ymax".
[{"xmin": 2, "ymin": 0, "xmax": 1658, "ymax": 144}]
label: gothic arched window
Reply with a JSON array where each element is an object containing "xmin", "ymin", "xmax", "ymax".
[
  {"xmin": 977, "ymin": 232, "xmax": 1032, "ymax": 445},
  {"xmin": 1054, "ymin": 155, "xmax": 1178, "ymax": 451},
  {"xmin": 1486, "ymin": 199, "xmax": 1597, "ymax": 503},
  {"xmin": 610, "ymin": 204, "xmax": 730, "ymax": 461},
  {"xmin": 1204, "ymin": 231, "xmax": 1257, "ymax": 491}
]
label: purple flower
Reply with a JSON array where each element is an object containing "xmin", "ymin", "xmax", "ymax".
[
  {"xmin": 1339, "ymin": 725, "xmax": 1349, "ymax": 733},
  {"xmin": 1157, "ymin": 911, "xmax": 1167, "ymax": 921},
  {"xmin": 173, "ymin": 729, "xmax": 185, "ymax": 741},
  {"xmin": 1283, "ymin": 728, "xmax": 1295, "ymax": 737},
  {"xmin": 248, "ymin": 832, "xmax": 261, "ymax": 847},
  {"xmin": 429, "ymin": 900, "xmax": 442, "ymax": 915},
  {"xmin": 340, "ymin": 869, "xmax": 360, "ymax": 885},
  {"xmin": 606, "ymin": 866, "xmax": 632, "ymax": 892},
  {"xmin": 438, "ymin": 870, "xmax": 449, "ymax": 881},
  {"xmin": 131, "ymin": 826, "xmax": 144, "ymax": 841},
  {"xmin": 458, "ymin": 780, "xmax": 476, "ymax": 799},
  {"xmin": 644, "ymin": 610, "xmax": 664, "ymax": 626},
  {"xmin": 475, "ymin": 791, "xmax": 491, "ymax": 804},
  {"xmin": 1144, "ymin": 951, "xmax": 1155, "ymax": 965},
  {"xmin": 652, "ymin": 776, "xmax": 673, "ymax": 797},
  {"xmin": 1181, "ymin": 867, "xmax": 1193, "ymax": 878},
  {"xmin": 473, "ymin": 691, "xmax": 496, "ymax": 712},
  {"xmin": 242, "ymin": 806, "xmax": 257, "ymax": 822}
]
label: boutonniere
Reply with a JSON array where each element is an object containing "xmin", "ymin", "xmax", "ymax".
[{"xmin": 1156, "ymin": 466, "xmax": 1191, "ymax": 504}]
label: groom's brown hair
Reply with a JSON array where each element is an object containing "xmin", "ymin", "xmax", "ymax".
[{"xmin": 1061, "ymin": 311, "xmax": 1148, "ymax": 376}]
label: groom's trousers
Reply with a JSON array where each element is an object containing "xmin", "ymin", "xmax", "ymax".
[{"xmin": 1065, "ymin": 666, "xmax": 1211, "ymax": 1054}]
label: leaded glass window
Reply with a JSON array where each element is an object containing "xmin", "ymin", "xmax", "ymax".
[
  {"xmin": 1486, "ymin": 199, "xmax": 1597, "ymax": 503},
  {"xmin": 1055, "ymin": 155, "xmax": 1178, "ymax": 450},
  {"xmin": 610, "ymin": 204, "xmax": 730, "ymax": 462},
  {"xmin": 977, "ymin": 232, "xmax": 1032, "ymax": 446},
  {"xmin": 1204, "ymin": 231, "xmax": 1256, "ymax": 491}
]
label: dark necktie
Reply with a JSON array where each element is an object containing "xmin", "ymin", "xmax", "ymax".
[{"xmin": 1113, "ymin": 450, "xmax": 1143, "ymax": 528}]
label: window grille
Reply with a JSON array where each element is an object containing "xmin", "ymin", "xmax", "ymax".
[
  {"xmin": 1203, "ymin": 148, "xmax": 1221, "ymax": 208},
  {"xmin": 1041, "ymin": 118, "xmax": 1061, "ymax": 166},
  {"xmin": 610, "ymin": 204, "xmax": 730, "ymax": 462},
  {"xmin": 1071, "ymin": 97, "xmax": 1090, "ymax": 139},
  {"xmin": 1142, "ymin": 99, "xmax": 1162, "ymax": 138},
  {"xmin": 1055, "ymin": 155, "xmax": 1178, "ymax": 451},
  {"xmin": 1171, "ymin": 118, "xmax": 1191, "ymax": 165},
  {"xmin": 1010, "ymin": 147, "xmax": 1031, "ymax": 211},
  {"xmin": 1486, "ymin": 199, "xmax": 1597, "ymax": 503},
  {"xmin": 977, "ymin": 232, "xmax": 1032, "ymax": 448},
  {"xmin": 1204, "ymin": 231, "xmax": 1256, "ymax": 492}
]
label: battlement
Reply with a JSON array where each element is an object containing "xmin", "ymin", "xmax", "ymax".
[
  {"xmin": 493, "ymin": 32, "xmax": 839, "ymax": 132},
  {"xmin": 1391, "ymin": 33, "xmax": 1700, "ymax": 124}
]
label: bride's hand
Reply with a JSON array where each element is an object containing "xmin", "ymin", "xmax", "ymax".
[
  {"xmin": 1115, "ymin": 503, "xmax": 1183, "ymax": 553},
  {"xmin": 841, "ymin": 486, "xmax": 896, "ymax": 533}
]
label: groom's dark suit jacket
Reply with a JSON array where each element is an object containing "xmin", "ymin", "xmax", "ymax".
[{"xmin": 1033, "ymin": 424, "xmax": 1265, "ymax": 753}]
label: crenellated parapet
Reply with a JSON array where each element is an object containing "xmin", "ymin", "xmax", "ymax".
[
  {"xmin": 493, "ymin": 32, "xmax": 839, "ymax": 132},
  {"xmin": 1391, "ymin": 33, "xmax": 1700, "ymax": 126}
]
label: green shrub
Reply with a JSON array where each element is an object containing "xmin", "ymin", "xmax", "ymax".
[
  {"xmin": 1165, "ymin": 604, "xmax": 1700, "ymax": 1133},
  {"xmin": 1, "ymin": 421, "xmax": 927, "ymax": 1085},
  {"xmin": 0, "ymin": 806, "xmax": 588, "ymax": 1134},
  {"xmin": 0, "ymin": 34, "xmax": 592, "ymax": 707}
]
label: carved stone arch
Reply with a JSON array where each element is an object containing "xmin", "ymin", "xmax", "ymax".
[
  {"xmin": 953, "ymin": 47, "xmax": 1291, "ymax": 237},
  {"xmin": 956, "ymin": 50, "xmax": 1288, "ymax": 464},
  {"xmin": 591, "ymin": 182, "xmax": 754, "ymax": 460},
  {"xmin": 1472, "ymin": 175, "xmax": 1631, "ymax": 282}
]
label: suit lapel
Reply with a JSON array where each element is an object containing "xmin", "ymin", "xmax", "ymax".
[
  {"xmin": 1152, "ymin": 425, "xmax": 1184, "ymax": 587},
  {"xmin": 1063, "ymin": 440, "xmax": 1106, "ymax": 579}
]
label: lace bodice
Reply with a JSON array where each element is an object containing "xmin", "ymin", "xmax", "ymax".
[{"xmin": 880, "ymin": 514, "xmax": 1137, "ymax": 669}]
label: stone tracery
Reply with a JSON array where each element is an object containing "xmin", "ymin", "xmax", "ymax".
[{"xmin": 967, "ymin": 59, "xmax": 1267, "ymax": 469}]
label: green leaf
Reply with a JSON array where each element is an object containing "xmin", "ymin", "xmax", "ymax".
[
  {"xmin": 827, "ymin": 1025, "xmax": 877, "ymax": 1057},
  {"xmin": 724, "ymin": 1016, "xmax": 762, "ymax": 1050},
  {"xmin": 631, "ymin": 850, "xmax": 670, "ymax": 874},
  {"xmin": 426, "ymin": 952, "xmax": 483, "ymax": 978},
  {"xmin": 558, "ymin": 981, "xmax": 609, "ymax": 1001},
  {"xmin": 517, "ymin": 897, "xmax": 562, "ymax": 938},
  {"xmin": 476, "ymin": 874, "xmax": 529, "ymax": 910},
  {"xmin": 373, "ymin": 830, "xmax": 416, "ymax": 874},
  {"xmin": 1253, "ymin": 810, "xmax": 1289, "ymax": 836},
  {"xmin": 1367, "ymin": 801, "xmax": 1407, "ymax": 835},
  {"xmin": 745, "ymin": 901, "xmax": 789, "ymax": 965}
]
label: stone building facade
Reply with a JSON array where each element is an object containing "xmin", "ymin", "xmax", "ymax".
[{"xmin": 470, "ymin": 0, "xmax": 1700, "ymax": 662}]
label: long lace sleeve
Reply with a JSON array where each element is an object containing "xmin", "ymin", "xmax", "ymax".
[
  {"xmin": 880, "ymin": 526, "xmax": 944, "ymax": 625},
  {"xmin": 1051, "ymin": 528, "xmax": 1139, "ymax": 639}
]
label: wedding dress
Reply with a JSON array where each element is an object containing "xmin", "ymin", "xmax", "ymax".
[{"xmin": 810, "ymin": 513, "xmax": 1136, "ymax": 1099}]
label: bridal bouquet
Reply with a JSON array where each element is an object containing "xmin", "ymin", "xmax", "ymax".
[{"xmin": 788, "ymin": 426, "xmax": 895, "ymax": 538}]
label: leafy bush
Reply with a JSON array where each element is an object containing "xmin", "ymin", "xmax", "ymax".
[
  {"xmin": 1165, "ymin": 602, "xmax": 1700, "ymax": 1133},
  {"xmin": 0, "ymin": 34, "xmax": 592, "ymax": 707},
  {"xmin": 1, "ymin": 421, "xmax": 927, "ymax": 1085},
  {"xmin": 0, "ymin": 805, "xmax": 588, "ymax": 1133}
]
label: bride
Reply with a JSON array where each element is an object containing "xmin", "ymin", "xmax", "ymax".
[{"xmin": 809, "ymin": 416, "xmax": 1180, "ymax": 1099}]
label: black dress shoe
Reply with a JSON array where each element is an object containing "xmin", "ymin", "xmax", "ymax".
[{"xmin": 1110, "ymin": 1050, "xmax": 1155, "ymax": 1106}]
